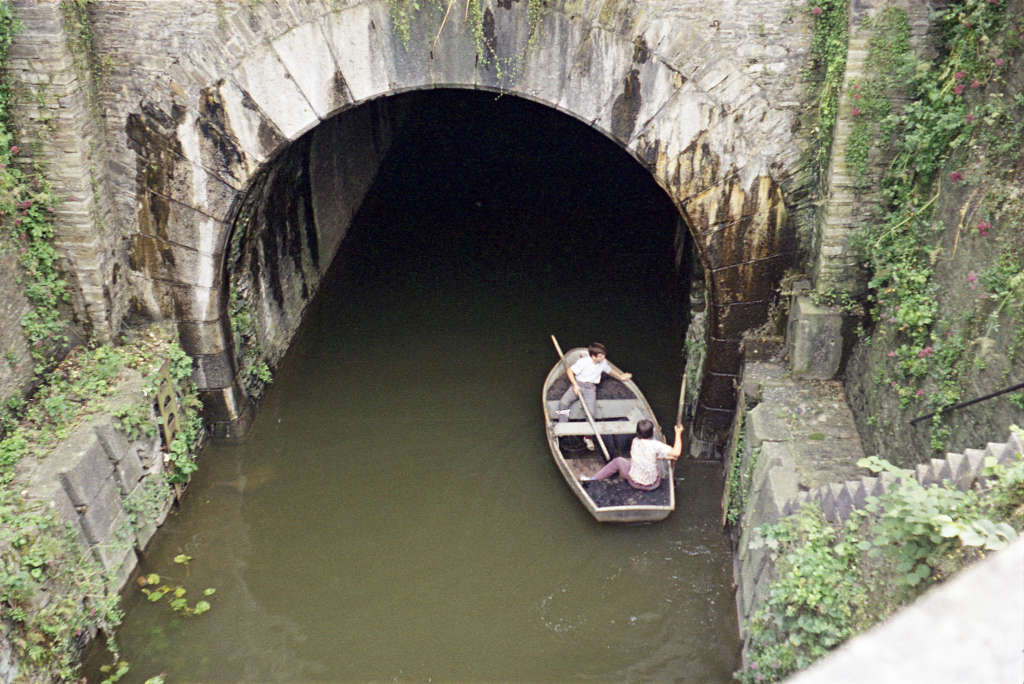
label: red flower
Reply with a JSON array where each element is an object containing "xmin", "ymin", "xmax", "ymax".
[
  {"xmin": 851, "ymin": 107, "xmax": 862, "ymax": 116},
  {"xmin": 955, "ymin": 70, "xmax": 967, "ymax": 80},
  {"xmin": 949, "ymin": 171, "xmax": 963, "ymax": 181},
  {"xmin": 977, "ymin": 221, "xmax": 991, "ymax": 236},
  {"xmin": 811, "ymin": 6, "xmax": 823, "ymax": 15},
  {"xmin": 953, "ymin": 83, "xmax": 965, "ymax": 95}
]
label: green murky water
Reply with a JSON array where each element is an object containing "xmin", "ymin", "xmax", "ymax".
[{"xmin": 84, "ymin": 91, "xmax": 739, "ymax": 682}]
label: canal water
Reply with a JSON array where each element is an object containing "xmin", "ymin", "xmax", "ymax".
[{"xmin": 85, "ymin": 91, "xmax": 739, "ymax": 682}]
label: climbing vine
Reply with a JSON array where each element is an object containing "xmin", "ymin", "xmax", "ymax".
[
  {"xmin": 849, "ymin": 0, "xmax": 1023, "ymax": 452},
  {"xmin": 805, "ymin": 0, "xmax": 849, "ymax": 193},
  {"xmin": 387, "ymin": 0, "xmax": 548, "ymax": 83},
  {"xmin": 0, "ymin": 6, "xmax": 69, "ymax": 374}
]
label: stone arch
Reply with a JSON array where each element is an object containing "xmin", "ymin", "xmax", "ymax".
[{"xmin": 125, "ymin": 0, "xmax": 799, "ymax": 439}]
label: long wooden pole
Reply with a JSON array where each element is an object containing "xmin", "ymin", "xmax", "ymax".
[
  {"xmin": 676, "ymin": 372, "xmax": 688, "ymax": 457},
  {"xmin": 550, "ymin": 335, "xmax": 612, "ymax": 462}
]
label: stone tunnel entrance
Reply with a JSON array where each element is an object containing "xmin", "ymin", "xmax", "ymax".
[{"xmin": 222, "ymin": 89, "xmax": 711, "ymax": 441}]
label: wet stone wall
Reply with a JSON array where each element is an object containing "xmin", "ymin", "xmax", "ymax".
[{"xmin": 5, "ymin": 0, "xmax": 824, "ymax": 440}]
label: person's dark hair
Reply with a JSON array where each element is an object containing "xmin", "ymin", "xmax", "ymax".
[
  {"xmin": 635, "ymin": 419, "xmax": 654, "ymax": 439},
  {"xmin": 588, "ymin": 342, "xmax": 607, "ymax": 358}
]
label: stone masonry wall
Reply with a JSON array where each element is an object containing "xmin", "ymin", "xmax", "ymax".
[
  {"xmin": 0, "ymin": 370, "xmax": 175, "ymax": 682},
  {"xmin": 5, "ymin": 0, "xmax": 822, "ymax": 440},
  {"xmin": 6, "ymin": 1, "xmax": 127, "ymax": 342}
]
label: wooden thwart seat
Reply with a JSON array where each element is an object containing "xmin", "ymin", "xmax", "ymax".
[
  {"xmin": 551, "ymin": 420, "xmax": 637, "ymax": 436},
  {"xmin": 545, "ymin": 399, "xmax": 637, "ymax": 420}
]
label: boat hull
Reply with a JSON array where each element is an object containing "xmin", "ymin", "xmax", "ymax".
[{"xmin": 543, "ymin": 348, "xmax": 675, "ymax": 523}]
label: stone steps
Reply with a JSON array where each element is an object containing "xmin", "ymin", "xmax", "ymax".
[{"xmin": 782, "ymin": 432, "xmax": 1024, "ymax": 522}]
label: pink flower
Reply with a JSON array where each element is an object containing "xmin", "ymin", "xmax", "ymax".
[
  {"xmin": 916, "ymin": 389, "xmax": 925, "ymax": 396},
  {"xmin": 970, "ymin": 79, "xmax": 981, "ymax": 88},
  {"xmin": 995, "ymin": 58, "xmax": 1004, "ymax": 67},
  {"xmin": 853, "ymin": 93, "xmax": 861, "ymax": 99},
  {"xmin": 955, "ymin": 70, "xmax": 967, "ymax": 80},
  {"xmin": 9, "ymin": 145, "xmax": 18, "ymax": 155},
  {"xmin": 891, "ymin": 381, "xmax": 899, "ymax": 389},
  {"xmin": 888, "ymin": 351, "xmax": 897, "ymax": 357},
  {"xmin": 851, "ymin": 107, "xmax": 862, "ymax": 116},
  {"xmin": 977, "ymin": 221, "xmax": 991, "ymax": 236},
  {"xmin": 918, "ymin": 346, "xmax": 934, "ymax": 358},
  {"xmin": 13, "ymin": 218, "xmax": 21, "ymax": 226},
  {"xmin": 953, "ymin": 83, "xmax": 965, "ymax": 95},
  {"xmin": 811, "ymin": 6, "xmax": 823, "ymax": 15},
  {"xmin": 967, "ymin": 271, "xmax": 978, "ymax": 289},
  {"xmin": 950, "ymin": 171, "xmax": 963, "ymax": 181},
  {"xmin": 966, "ymin": 113, "xmax": 976, "ymax": 122}
]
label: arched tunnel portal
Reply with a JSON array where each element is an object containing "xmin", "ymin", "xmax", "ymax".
[{"xmin": 123, "ymin": 2, "xmax": 798, "ymax": 445}]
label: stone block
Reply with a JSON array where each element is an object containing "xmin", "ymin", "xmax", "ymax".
[
  {"xmin": 58, "ymin": 431, "xmax": 115, "ymax": 506},
  {"xmin": 746, "ymin": 403, "xmax": 791, "ymax": 449},
  {"xmin": 74, "ymin": 476, "xmax": 124, "ymax": 549},
  {"xmin": 94, "ymin": 418, "xmax": 143, "ymax": 493},
  {"xmin": 787, "ymin": 296, "xmax": 843, "ymax": 379}
]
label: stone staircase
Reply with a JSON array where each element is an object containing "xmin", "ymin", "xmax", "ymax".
[{"xmin": 783, "ymin": 432, "xmax": 1024, "ymax": 523}]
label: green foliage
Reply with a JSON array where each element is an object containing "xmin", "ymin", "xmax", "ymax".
[
  {"xmin": 805, "ymin": 0, "xmax": 849, "ymax": 191},
  {"xmin": 725, "ymin": 438, "xmax": 759, "ymax": 527},
  {"xmin": 851, "ymin": 0, "xmax": 1022, "ymax": 451},
  {"xmin": 137, "ymin": 559, "xmax": 216, "ymax": 617},
  {"xmin": 738, "ymin": 505, "xmax": 867, "ymax": 683},
  {"xmin": 0, "ymin": 489, "xmax": 125, "ymax": 681},
  {"xmin": 844, "ymin": 9, "xmax": 912, "ymax": 188},
  {"xmin": 386, "ymin": 0, "xmax": 547, "ymax": 81},
  {"xmin": 738, "ymin": 446, "xmax": 1024, "ymax": 682},
  {"xmin": 0, "ymin": 6, "xmax": 70, "ymax": 372},
  {"xmin": 229, "ymin": 285, "xmax": 273, "ymax": 399},
  {"xmin": 0, "ymin": 331, "xmax": 202, "ymax": 678}
]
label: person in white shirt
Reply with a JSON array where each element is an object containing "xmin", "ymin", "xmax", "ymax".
[
  {"xmin": 583, "ymin": 420, "xmax": 683, "ymax": 490},
  {"xmin": 554, "ymin": 342, "xmax": 632, "ymax": 451}
]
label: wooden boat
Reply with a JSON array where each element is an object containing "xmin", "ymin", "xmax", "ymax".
[{"xmin": 542, "ymin": 347, "xmax": 675, "ymax": 523}]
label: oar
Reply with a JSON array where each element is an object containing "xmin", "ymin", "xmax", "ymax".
[
  {"xmin": 550, "ymin": 335, "xmax": 612, "ymax": 463},
  {"xmin": 675, "ymin": 371, "xmax": 688, "ymax": 457}
]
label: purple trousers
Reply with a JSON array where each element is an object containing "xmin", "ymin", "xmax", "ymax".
[{"xmin": 590, "ymin": 457, "xmax": 660, "ymax": 491}]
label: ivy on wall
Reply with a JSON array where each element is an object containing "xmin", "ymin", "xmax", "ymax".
[
  {"xmin": 387, "ymin": 0, "xmax": 548, "ymax": 83},
  {"xmin": 850, "ymin": 0, "xmax": 1024, "ymax": 451}
]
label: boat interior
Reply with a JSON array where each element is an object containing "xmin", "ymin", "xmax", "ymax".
[{"xmin": 545, "ymin": 376, "xmax": 672, "ymax": 508}]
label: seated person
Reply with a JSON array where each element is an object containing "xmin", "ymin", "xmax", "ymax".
[{"xmin": 582, "ymin": 421, "xmax": 683, "ymax": 491}]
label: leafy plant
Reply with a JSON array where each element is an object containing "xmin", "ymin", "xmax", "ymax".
[
  {"xmin": 738, "ymin": 445, "xmax": 1024, "ymax": 682},
  {"xmin": 137, "ymin": 553, "xmax": 215, "ymax": 617}
]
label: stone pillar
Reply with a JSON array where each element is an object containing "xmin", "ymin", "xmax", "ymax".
[
  {"xmin": 7, "ymin": 0, "xmax": 123, "ymax": 341},
  {"xmin": 787, "ymin": 295, "xmax": 843, "ymax": 379}
]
